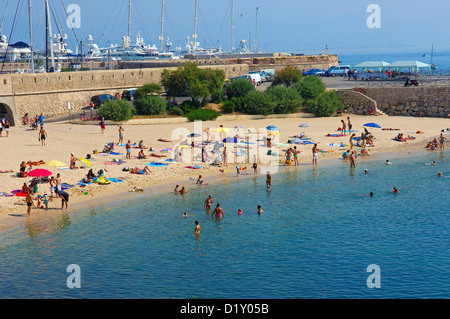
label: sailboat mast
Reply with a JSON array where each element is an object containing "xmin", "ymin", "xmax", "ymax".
[
  {"xmin": 45, "ymin": 0, "xmax": 55, "ymax": 72},
  {"xmin": 128, "ymin": 0, "xmax": 132, "ymax": 39},
  {"xmin": 159, "ymin": 0, "xmax": 165, "ymax": 52},
  {"xmin": 28, "ymin": 0, "xmax": 34, "ymax": 73},
  {"xmin": 193, "ymin": 0, "xmax": 198, "ymax": 45},
  {"xmin": 255, "ymin": 7, "xmax": 259, "ymax": 53},
  {"xmin": 231, "ymin": 0, "xmax": 235, "ymax": 51}
]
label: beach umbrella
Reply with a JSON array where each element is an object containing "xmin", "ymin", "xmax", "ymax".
[
  {"xmin": 213, "ymin": 127, "xmax": 229, "ymax": 133},
  {"xmin": 298, "ymin": 123, "xmax": 310, "ymax": 127},
  {"xmin": 363, "ymin": 122, "xmax": 381, "ymax": 128},
  {"xmin": 180, "ymin": 145, "xmax": 191, "ymax": 149},
  {"xmin": 28, "ymin": 169, "xmax": 53, "ymax": 178},
  {"xmin": 223, "ymin": 137, "xmax": 238, "ymax": 143},
  {"xmin": 266, "ymin": 125, "xmax": 279, "ymax": 131},
  {"xmin": 188, "ymin": 133, "xmax": 201, "ymax": 137},
  {"xmin": 268, "ymin": 131, "xmax": 279, "ymax": 135},
  {"xmin": 77, "ymin": 157, "xmax": 92, "ymax": 168},
  {"xmin": 44, "ymin": 160, "xmax": 66, "ymax": 167}
]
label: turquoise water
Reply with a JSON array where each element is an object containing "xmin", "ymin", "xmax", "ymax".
[{"xmin": 0, "ymin": 151, "xmax": 448, "ymax": 299}]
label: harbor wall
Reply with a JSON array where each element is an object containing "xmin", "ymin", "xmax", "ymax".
[
  {"xmin": 338, "ymin": 86, "xmax": 450, "ymax": 118},
  {"xmin": 0, "ymin": 64, "xmax": 248, "ymax": 126},
  {"xmin": 120, "ymin": 54, "xmax": 339, "ymax": 72}
]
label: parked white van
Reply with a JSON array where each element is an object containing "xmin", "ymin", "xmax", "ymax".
[{"xmin": 246, "ymin": 73, "xmax": 262, "ymax": 86}]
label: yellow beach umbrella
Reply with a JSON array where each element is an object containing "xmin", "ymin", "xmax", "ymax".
[
  {"xmin": 213, "ymin": 127, "xmax": 229, "ymax": 133},
  {"xmin": 180, "ymin": 145, "xmax": 191, "ymax": 149},
  {"xmin": 268, "ymin": 131, "xmax": 279, "ymax": 135},
  {"xmin": 77, "ymin": 157, "xmax": 92, "ymax": 168},
  {"xmin": 44, "ymin": 160, "xmax": 66, "ymax": 167}
]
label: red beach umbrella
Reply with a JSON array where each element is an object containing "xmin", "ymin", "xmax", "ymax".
[{"xmin": 27, "ymin": 169, "xmax": 53, "ymax": 178}]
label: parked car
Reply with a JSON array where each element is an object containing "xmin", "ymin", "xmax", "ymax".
[
  {"xmin": 324, "ymin": 65, "xmax": 351, "ymax": 77},
  {"xmin": 303, "ymin": 68, "xmax": 324, "ymax": 76},
  {"xmin": 90, "ymin": 94, "xmax": 117, "ymax": 108},
  {"xmin": 122, "ymin": 88, "xmax": 137, "ymax": 101}
]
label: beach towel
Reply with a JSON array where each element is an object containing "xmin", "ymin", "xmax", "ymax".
[
  {"xmin": 119, "ymin": 143, "xmax": 136, "ymax": 147},
  {"xmin": 146, "ymin": 162, "xmax": 168, "ymax": 167},
  {"xmin": 61, "ymin": 183, "xmax": 75, "ymax": 188},
  {"xmin": 327, "ymin": 134, "xmax": 346, "ymax": 137},
  {"xmin": 327, "ymin": 143, "xmax": 345, "ymax": 147},
  {"xmin": 164, "ymin": 159, "xmax": 175, "ymax": 163},
  {"xmin": 185, "ymin": 165, "xmax": 202, "ymax": 169},
  {"xmin": 102, "ymin": 161, "xmax": 126, "ymax": 165},
  {"xmin": 0, "ymin": 192, "xmax": 14, "ymax": 197},
  {"xmin": 108, "ymin": 178, "xmax": 124, "ymax": 183},
  {"xmin": 109, "ymin": 152, "xmax": 123, "ymax": 155}
]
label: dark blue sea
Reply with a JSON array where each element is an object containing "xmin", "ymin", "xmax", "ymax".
[
  {"xmin": 0, "ymin": 151, "xmax": 448, "ymax": 299},
  {"xmin": 339, "ymin": 51, "xmax": 450, "ymax": 72}
]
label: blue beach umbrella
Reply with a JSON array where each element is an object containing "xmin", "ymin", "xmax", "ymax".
[
  {"xmin": 363, "ymin": 122, "xmax": 381, "ymax": 128},
  {"xmin": 298, "ymin": 123, "xmax": 310, "ymax": 127},
  {"xmin": 188, "ymin": 133, "xmax": 201, "ymax": 137},
  {"xmin": 266, "ymin": 125, "xmax": 279, "ymax": 131},
  {"xmin": 223, "ymin": 137, "xmax": 238, "ymax": 143}
]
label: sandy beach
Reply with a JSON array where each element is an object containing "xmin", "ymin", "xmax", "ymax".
[{"xmin": 0, "ymin": 114, "xmax": 448, "ymax": 231}]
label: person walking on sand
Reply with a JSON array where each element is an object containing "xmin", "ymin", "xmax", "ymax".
[
  {"xmin": 223, "ymin": 146, "xmax": 228, "ymax": 167},
  {"xmin": 26, "ymin": 192, "xmax": 34, "ymax": 216},
  {"xmin": 39, "ymin": 126, "xmax": 47, "ymax": 146},
  {"xmin": 70, "ymin": 153, "xmax": 78, "ymax": 169},
  {"xmin": 126, "ymin": 140, "xmax": 132, "ymax": 159},
  {"xmin": 341, "ymin": 120, "xmax": 347, "ymax": 135},
  {"xmin": 118, "ymin": 126, "xmax": 124, "ymax": 144},
  {"xmin": 349, "ymin": 133, "xmax": 356, "ymax": 150},
  {"xmin": 4, "ymin": 120, "xmax": 10, "ymax": 137},
  {"xmin": 347, "ymin": 117, "xmax": 352, "ymax": 133},
  {"xmin": 100, "ymin": 117, "xmax": 106, "ymax": 134},
  {"xmin": 312, "ymin": 143, "xmax": 319, "ymax": 167}
]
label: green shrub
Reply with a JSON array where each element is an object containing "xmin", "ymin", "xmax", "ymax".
[
  {"xmin": 97, "ymin": 99, "xmax": 136, "ymax": 122},
  {"xmin": 271, "ymin": 65, "xmax": 303, "ymax": 87},
  {"xmin": 306, "ymin": 91, "xmax": 343, "ymax": 117},
  {"xmin": 185, "ymin": 109, "xmax": 222, "ymax": 122},
  {"xmin": 224, "ymin": 78, "xmax": 255, "ymax": 100},
  {"xmin": 134, "ymin": 96, "xmax": 167, "ymax": 115},
  {"xmin": 294, "ymin": 76, "xmax": 326, "ymax": 101},
  {"xmin": 168, "ymin": 106, "xmax": 184, "ymax": 116},
  {"xmin": 210, "ymin": 88, "xmax": 225, "ymax": 103},
  {"xmin": 265, "ymin": 85, "xmax": 303, "ymax": 114},
  {"xmin": 221, "ymin": 100, "xmax": 236, "ymax": 113},
  {"xmin": 133, "ymin": 83, "xmax": 164, "ymax": 100},
  {"xmin": 243, "ymin": 91, "xmax": 275, "ymax": 116}
]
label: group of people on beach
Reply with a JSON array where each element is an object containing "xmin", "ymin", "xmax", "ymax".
[
  {"xmin": 0, "ymin": 116, "xmax": 11, "ymax": 137},
  {"xmin": 22, "ymin": 172, "xmax": 69, "ymax": 216},
  {"xmin": 426, "ymin": 133, "xmax": 446, "ymax": 150}
]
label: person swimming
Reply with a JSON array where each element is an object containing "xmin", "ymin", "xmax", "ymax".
[
  {"xmin": 238, "ymin": 209, "xmax": 242, "ymax": 215},
  {"xmin": 257, "ymin": 205, "xmax": 263, "ymax": 214},
  {"xmin": 194, "ymin": 220, "xmax": 200, "ymax": 235},
  {"xmin": 393, "ymin": 187, "xmax": 399, "ymax": 193},
  {"xmin": 266, "ymin": 172, "xmax": 272, "ymax": 189},
  {"xmin": 204, "ymin": 195, "xmax": 213, "ymax": 210}
]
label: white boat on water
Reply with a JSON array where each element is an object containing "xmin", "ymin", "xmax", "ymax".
[{"xmin": 0, "ymin": 35, "xmax": 31, "ymax": 62}]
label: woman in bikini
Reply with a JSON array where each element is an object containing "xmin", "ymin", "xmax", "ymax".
[{"xmin": 312, "ymin": 144, "xmax": 319, "ymax": 167}]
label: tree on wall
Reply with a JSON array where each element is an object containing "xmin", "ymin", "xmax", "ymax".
[{"xmin": 161, "ymin": 62, "xmax": 225, "ymax": 106}]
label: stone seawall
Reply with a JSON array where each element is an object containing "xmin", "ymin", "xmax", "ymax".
[
  {"xmin": 339, "ymin": 86, "xmax": 450, "ymax": 118},
  {"xmin": 0, "ymin": 64, "xmax": 248, "ymax": 126}
]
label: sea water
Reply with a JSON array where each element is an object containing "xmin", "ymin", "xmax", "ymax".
[{"xmin": 0, "ymin": 151, "xmax": 448, "ymax": 299}]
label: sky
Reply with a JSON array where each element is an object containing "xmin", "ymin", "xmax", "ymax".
[{"xmin": 1, "ymin": 0, "xmax": 449, "ymax": 55}]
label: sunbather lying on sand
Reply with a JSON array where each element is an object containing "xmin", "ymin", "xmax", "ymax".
[
  {"xmin": 157, "ymin": 138, "xmax": 172, "ymax": 142},
  {"xmin": 150, "ymin": 153, "xmax": 167, "ymax": 158}
]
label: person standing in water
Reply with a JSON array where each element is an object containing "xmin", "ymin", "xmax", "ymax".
[
  {"xmin": 266, "ymin": 172, "xmax": 272, "ymax": 189},
  {"xmin": 312, "ymin": 144, "xmax": 319, "ymax": 167},
  {"xmin": 213, "ymin": 204, "xmax": 224, "ymax": 219},
  {"xmin": 204, "ymin": 195, "xmax": 213, "ymax": 210},
  {"xmin": 26, "ymin": 192, "xmax": 34, "ymax": 216},
  {"xmin": 257, "ymin": 205, "xmax": 263, "ymax": 214},
  {"xmin": 194, "ymin": 220, "xmax": 200, "ymax": 235}
]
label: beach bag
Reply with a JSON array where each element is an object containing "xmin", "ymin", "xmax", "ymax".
[{"xmin": 86, "ymin": 154, "xmax": 91, "ymax": 159}]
